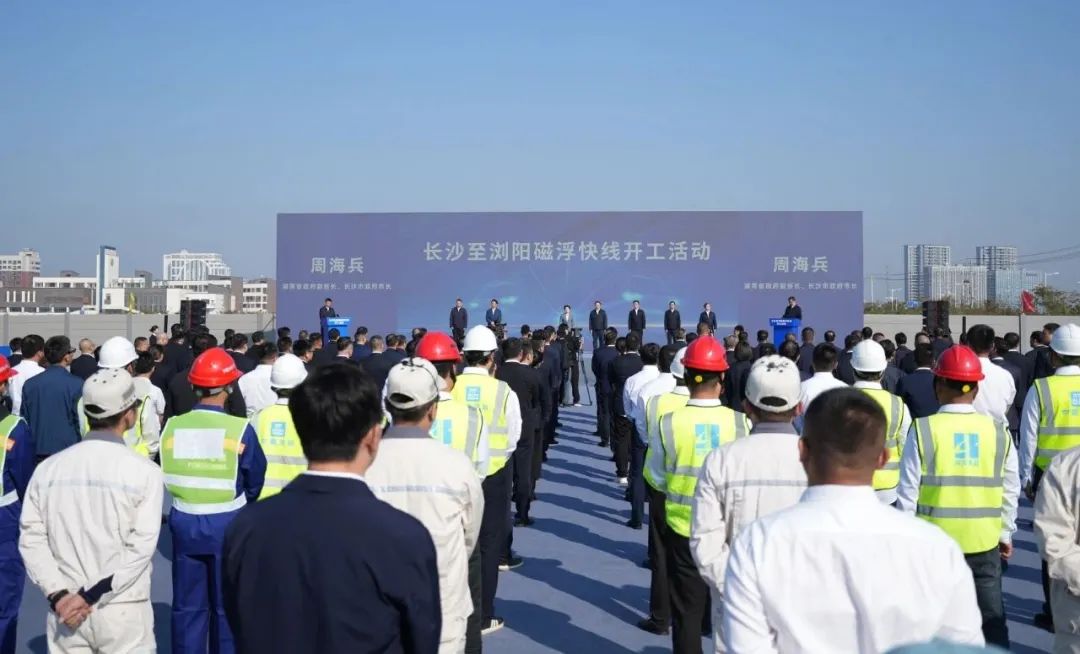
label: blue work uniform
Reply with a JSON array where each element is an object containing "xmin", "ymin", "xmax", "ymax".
[
  {"xmin": 0, "ymin": 412, "xmax": 34, "ymax": 654},
  {"xmin": 164, "ymin": 405, "xmax": 265, "ymax": 654}
]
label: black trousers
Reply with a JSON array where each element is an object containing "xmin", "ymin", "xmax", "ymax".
[
  {"xmin": 512, "ymin": 428, "xmax": 536, "ymax": 519},
  {"xmin": 480, "ymin": 466, "xmax": 510, "ymax": 621},
  {"xmin": 547, "ymin": 392, "xmax": 560, "ymax": 444},
  {"xmin": 666, "ymin": 330, "xmax": 677, "ymax": 345},
  {"xmin": 530, "ymin": 424, "xmax": 544, "ymax": 494},
  {"xmin": 647, "ymin": 485, "xmax": 671, "ymax": 625},
  {"xmin": 465, "ymin": 547, "xmax": 482, "ymax": 653},
  {"xmin": 596, "ymin": 388, "xmax": 612, "ymax": 444},
  {"xmin": 965, "ymin": 548, "xmax": 1009, "ymax": 649},
  {"xmin": 629, "ymin": 436, "xmax": 646, "ymax": 523},
  {"xmin": 613, "ymin": 416, "xmax": 633, "ymax": 478},
  {"xmin": 667, "ymin": 530, "xmax": 711, "ymax": 654},
  {"xmin": 570, "ymin": 363, "xmax": 581, "ymax": 403}
]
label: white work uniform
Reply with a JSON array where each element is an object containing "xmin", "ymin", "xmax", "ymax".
[
  {"xmin": 1034, "ymin": 446, "xmax": 1080, "ymax": 654},
  {"xmin": 853, "ymin": 380, "xmax": 911, "ymax": 505},
  {"xmin": 238, "ymin": 364, "xmax": 275, "ymax": 418},
  {"xmin": 461, "ymin": 366, "xmax": 523, "ymax": 458},
  {"xmin": 973, "ymin": 356, "xmax": 1016, "ymax": 425},
  {"xmin": 623, "ymin": 364, "xmax": 660, "ymax": 419},
  {"xmin": 631, "ymin": 372, "xmax": 676, "ymax": 440},
  {"xmin": 723, "ymin": 485, "xmax": 985, "ymax": 653},
  {"xmin": 643, "ymin": 385, "xmax": 690, "ymax": 492},
  {"xmin": 1019, "ymin": 365, "xmax": 1080, "ymax": 487},
  {"xmin": 799, "ymin": 371, "xmax": 847, "ymax": 411},
  {"xmin": 690, "ymin": 421, "xmax": 807, "ymax": 653},
  {"xmin": 895, "ymin": 403, "xmax": 1019, "ymax": 545},
  {"xmin": 365, "ymin": 425, "xmax": 484, "ymax": 654},
  {"xmin": 132, "ymin": 376, "xmax": 165, "ymax": 457},
  {"xmin": 9, "ymin": 359, "xmax": 43, "ymax": 416},
  {"xmin": 19, "ymin": 432, "xmax": 164, "ymax": 653}
]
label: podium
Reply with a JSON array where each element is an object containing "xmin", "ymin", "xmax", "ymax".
[
  {"xmin": 770, "ymin": 318, "xmax": 800, "ymax": 346},
  {"xmin": 322, "ymin": 316, "xmax": 352, "ymax": 345}
]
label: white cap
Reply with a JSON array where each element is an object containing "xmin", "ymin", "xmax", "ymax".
[
  {"xmin": 462, "ymin": 325, "xmax": 498, "ymax": 353},
  {"xmin": 1051, "ymin": 323, "xmax": 1080, "ymax": 357},
  {"xmin": 386, "ymin": 358, "xmax": 442, "ymax": 410},
  {"xmin": 671, "ymin": 347, "xmax": 688, "ymax": 379},
  {"xmin": 82, "ymin": 369, "xmax": 140, "ymax": 419},
  {"xmin": 745, "ymin": 355, "xmax": 801, "ymax": 413},
  {"xmin": 98, "ymin": 336, "xmax": 137, "ymax": 369},
  {"xmin": 270, "ymin": 354, "xmax": 307, "ymax": 390},
  {"xmin": 851, "ymin": 340, "xmax": 887, "ymax": 373}
]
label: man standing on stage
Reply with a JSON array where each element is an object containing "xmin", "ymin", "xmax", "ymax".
[{"xmin": 450, "ymin": 299, "xmax": 469, "ymax": 343}]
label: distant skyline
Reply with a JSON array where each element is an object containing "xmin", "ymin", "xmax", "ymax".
[{"xmin": 3, "ymin": 3, "xmax": 1079, "ymax": 295}]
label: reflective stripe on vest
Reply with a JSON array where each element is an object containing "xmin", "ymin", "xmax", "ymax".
[
  {"xmin": 254, "ymin": 404, "xmax": 307, "ymax": 500},
  {"xmin": 452, "ymin": 374, "xmax": 511, "ymax": 475},
  {"xmin": 0, "ymin": 415, "xmax": 22, "ymax": 507},
  {"xmin": 431, "ymin": 398, "xmax": 483, "ymax": 471},
  {"xmin": 79, "ymin": 396, "xmax": 151, "ymax": 458},
  {"xmin": 1034, "ymin": 376, "xmax": 1080, "ymax": 470},
  {"xmin": 643, "ymin": 391, "xmax": 689, "ymax": 490},
  {"xmin": 661, "ymin": 404, "xmax": 749, "ymax": 537},
  {"xmin": 860, "ymin": 388, "xmax": 905, "ymax": 491},
  {"xmin": 914, "ymin": 413, "xmax": 1009, "ymax": 554},
  {"xmin": 160, "ymin": 410, "xmax": 246, "ymax": 510}
]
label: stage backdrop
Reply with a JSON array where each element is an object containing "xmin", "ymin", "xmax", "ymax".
[{"xmin": 276, "ymin": 212, "xmax": 863, "ymax": 341}]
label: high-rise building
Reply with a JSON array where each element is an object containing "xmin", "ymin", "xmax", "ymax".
[
  {"xmin": 903, "ymin": 244, "xmax": 951, "ymax": 302},
  {"xmin": 988, "ymin": 268, "xmax": 1042, "ymax": 308},
  {"xmin": 923, "ymin": 265, "xmax": 987, "ymax": 306},
  {"xmin": 163, "ymin": 250, "xmax": 231, "ymax": 281},
  {"xmin": 0, "ymin": 249, "xmax": 41, "ymax": 273},
  {"xmin": 975, "ymin": 246, "xmax": 1018, "ymax": 271}
]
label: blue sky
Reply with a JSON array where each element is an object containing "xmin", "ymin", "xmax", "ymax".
[{"xmin": 3, "ymin": 2, "xmax": 1078, "ymax": 296}]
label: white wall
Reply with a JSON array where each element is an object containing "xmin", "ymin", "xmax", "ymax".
[{"xmin": 0, "ymin": 312, "xmax": 275, "ymax": 345}]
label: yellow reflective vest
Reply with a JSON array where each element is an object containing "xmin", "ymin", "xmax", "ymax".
[
  {"xmin": 859, "ymin": 387, "xmax": 907, "ymax": 491},
  {"xmin": 430, "ymin": 396, "xmax": 485, "ymax": 477},
  {"xmin": 253, "ymin": 403, "xmax": 307, "ymax": 500},
  {"xmin": 78, "ymin": 396, "xmax": 151, "ymax": 458},
  {"xmin": 643, "ymin": 390, "xmax": 690, "ymax": 490},
  {"xmin": 452, "ymin": 372, "xmax": 511, "ymax": 476},
  {"xmin": 1033, "ymin": 375, "xmax": 1080, "ymax": 471}
]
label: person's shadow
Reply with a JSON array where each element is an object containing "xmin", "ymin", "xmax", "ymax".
[{"xmin": 498, "ymin": 599, "xmax": 667, "ymax": 654}]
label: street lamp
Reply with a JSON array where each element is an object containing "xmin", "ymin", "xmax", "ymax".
[{"xmin": 889, "ymin": 288, "xmax": 901, "ymax": 312}]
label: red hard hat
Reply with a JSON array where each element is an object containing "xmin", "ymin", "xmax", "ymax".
[
  {"xmin": 933, "ymin": 345, "xmax": 985, "ymax": 383},
  {"xmin": 188, "ymin": 347, "xmax": 242, "ymax": 388},
  {"xmin": 416, "ymin": 331, "xmax": 461, "ymax": 363},
  {"xmin": 0, "ymin": 355, "xmax": 16, "ymax": 384},
  {"xmin": 682, "ymin": 335, "xmax": 729, "ymax": 372}
]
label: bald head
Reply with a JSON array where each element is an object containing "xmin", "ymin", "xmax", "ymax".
[{"xmin": 78, "ymin": 338, "xmax": 95, "ymax": 354}]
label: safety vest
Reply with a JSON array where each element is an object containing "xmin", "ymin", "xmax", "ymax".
[
  {"xmin": 1034, "ymin": 375, "xmax": 1080, "ymax": 471},
  {"xmin": 660, "ymin": 404, "xmax": 749, "ymax": 537},
  {"xmin": 161, "ymin": 409, "xmax": 247, "ymax": 514},
  {"xmin": 430, "ymin": 397, "xmax": 484, "ymax": 473},
  {"xmin": 253, "ymin": 403, "xmax": 307, "ymax": 500},
  {"xmin": 914, "ymin": 412, "xmax": 1010, "ymax": 554},
  {"xmin": 643, "ymin": 390, "xmax": 690, "ymax": 490},
  {"xmin": 78, "ymin": 397, "xmax": 151, "ymax": 458},
  {"xmin": 0, "ymin": 414, "xmax": 23, "ymax": 508},
  {"xmin": 859, "ymin": 388, "xmax": 906, "ymax": 491},
  {"xmin": 452, "ymin": 372, "xmax": 511, "ymax": 476}
]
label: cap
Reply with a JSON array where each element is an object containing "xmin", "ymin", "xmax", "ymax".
[
  {"xmin": 82, "ymin": 369, "xmax": 140, "ymax": 419},
  {"xmin": 745, "ymin": 355, "xmax": 802, "ymax": 413},
  {"xmin": 1051, "ymin": 323, "xmax": 1080, "ymax": 357},
  {"xmin": 0, "ymin": 355, "xmax": 16, "ymax": 384},
  {"xmin": 385, "ymin": 358, "xmax": 442, "ymax": 410}
]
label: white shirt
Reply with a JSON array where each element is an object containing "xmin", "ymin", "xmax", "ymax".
[
  {"xmin": 19, "ymin": 434, "xmax": 164, "ymax": 605},
  {"xmin": 1020, "ymin": 365, "xmax": 1080, "ymax": 487},
  {"xmin": 799, "ymin": 371, "xmax": 847, "ymax": 412},
  {"xmin": 131, "ymin": 376, "xmax": 165, "ymax": 456},
  {"xmin": 364, "ymin": 426, "xmax": 484, "ymax": 648},
  {"xmin": 896, "ymin": 403, "xmax": 1020, "ymax": 543},
  {"xmin": 461, "ymin": 367, "xmax": 522, "ymax": 458},
  {"xmin": 439, "ymin": 391, "xmax": 491, "ymax": 479},
  {"xmin": 644, "ymin": 386, "xmax": 690, "ymax": 492},
  {"xmin": 632, "ymin": 372, "xmax": 676, "ymax": 441},
  {"xmin": 1034, "ymin": 446, "xmax": 1080, "ymax": 597},
  {"xmin": 9, "ymin": 359, "xmax": 43, "ymax": 416},
  {"xmin": 852, "ymin": 381, "xmax": 911, "ymax": 505},
  {"xmin": 723, "ymin": 485, "xmax": 984, "ymax": 653},
  {"xmin": 972, "ymin": 356, "xmax": 1016, "ymax": 425},
  {"xmin": 623, "ymin": 365, "xmax": 660, "ymax": 423},
  {"xmin": 238, "ymin": 364, "xmax": 276, "ymax": 418}
]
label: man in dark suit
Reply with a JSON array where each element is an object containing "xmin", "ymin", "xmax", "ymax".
[
  {"xmin": 538, "ymin": 327, "xmax": 563, "ymax": 449},
  {"xmin": 589, "ymin": 301, "xmax": 608, "ymax": 351},
  {"xmin": 782, "ymin": 296, "xmax": 803, "ymax": 320},
  {"xmin": 223, "ymin": 364, "xmax": 441, "ymax": 654},
  {"xmin": 698, "ymin": 303, "xmax": 717, "ymax": 333},
  {"xmin": 227, "ymin": 333, "xmax": 256, "ymax": 374},
  {"xmin": 1031, "ymin": 322, "xmax": 1059, "ymax": 379},
  {"xmin": 162, "ymin": 325, "xmax": 194, "ymax": 384},
  {"xmin": 893, "ymin": 332, "xmax": 912, "ymax": 372},
  {"xmin": 1003, "ymin": 332, "xmax": 1035, "ymax": 394},
  {"xmin": 628, "ymin": 300, "xmax": 646, "ymax": 339},
  {"xmin": 69, "ymin": 338, "xmax": 99, "ymax": 380},
  {"xmin": 931, "ymin": 328, "xmax": 953, "ymax": 360},
  {"xmin": 896, "ymin": 344, "xmax": 939, "ymax": 419},
  {"xmin": 318, "ymin": 297, "xmax": 338, "ymax": 345},
  {"xmin": 834, "ymin": 333, "xmax": 860, "ymax": 385},
  {"xmin": 497, "ymin": 338, "xmax": 543, "ymax": 525},
  {"xmin": 360, "ymin": 335, "xmax": 396, "ymax": 389},
  {"xmin": 609, "ymin": 333, "xmax": 644, "ymax": 483},
  {"xmin": 752, "ymin": 330, "xmax": 772, "ymax": 360},
  {"xmin": 450, "ymin": 298, "xmax": 469, "ymax": 342},
  {"xmin": 6, "ymin": 338, "xmax": 22, "ymax": 367},
  {"xmin": 992, "ymin": 336, "xmax": 1025, "ymax": 443},
  {"xmin": 485, "ymin": 299, "xmax": 502, "ymax": 328},
  {"xmin": 165, "ymin": 333, "xmax": 247, "ymax": 419},
  {"xmin": 663, "ymin": 302, "xmax": 681, "ymax": 345},
  {"xmin": 725, "ymin": 342, "xmax": 754, "ymax": 408},
  {"xmin": 591, "ymin": 329, "xmax": 619, "ymax": 447},
  {"xmin": 880, "ymin": 339, "xmax": 904, "ymax": 393},
  {"xmin": 798, "ymin": 327, "xmax": 816, "ymax": 378}
]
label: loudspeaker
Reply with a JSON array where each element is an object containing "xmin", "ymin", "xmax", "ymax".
[{"xmin": 921, "ymin": 300, "xmax": 950, "ymax": 334}]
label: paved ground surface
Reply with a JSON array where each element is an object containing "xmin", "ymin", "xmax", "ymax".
[{"xmin": 16, "ymin": 404, "xmax": 1054, "ymax": 652}]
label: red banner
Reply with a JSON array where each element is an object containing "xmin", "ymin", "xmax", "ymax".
[{"xmin": 1021, "ymin": 290, "xmax": 1036, "ymax": 314}]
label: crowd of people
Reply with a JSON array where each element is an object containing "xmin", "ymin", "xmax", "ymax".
[{"xmin": 0, "ymin": 312, "xmax": 1077, "ymax": 654}]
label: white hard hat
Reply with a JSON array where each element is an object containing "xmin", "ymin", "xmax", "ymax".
[
  {"xmin": 462, "ymin": 325, "xmax": 498, "ymax": 353},
  {"xmin": 1051, "ymin": 323, "xmax": 1080, "ymax": 357},
  {"xmin": 671, "ymin": 347, "xmax": 688, "ymax": 379},
  {"xmin": 270, "ymin": 354, "xmax": 308, "ymax": 390},
  {"xmin": 851, "ymin": 340, "xmax": 887, "ymax": 373},
  {"xmin": 98, "ymin": 336, "xmax": 138, "ymax": 369}
]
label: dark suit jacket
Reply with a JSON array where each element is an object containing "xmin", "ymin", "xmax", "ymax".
[
  {"xmin": 932, "ymin": 338, "xmax": 952, "ymax": 360},
  {"xmin": 450, "ymin": 307, "xmax": 468, "ymax": 330},
  {"xmin": 897, "ymin": 369, "xmax": 939, "ymax": 419},
  {"xmin": 1033, "ymin": 347, "xmax": 1055, "ymax": 379},
  {"xmin": 497, "ymin": 361, "xmax": 544, "ymax": 429},
  {"xmin": 165, "ymin": 367, "xmax": 247, "ymax": 419},
  {"xmin": 163, "ymin": 341, "xmax": 194, "ymax": 383},
  {"xmin": 992, "ymin": 356, "xmax": 1024, "ymax": 431},
  {"xmin": 485, "ymin": 308, "xmax": 502, "ymax": 325},
  {"xmin": 798, "ymin": 343, "xmax": 815, "ymax": 377},
  {"xmin": 223, "ymin": 474, "xmax": 441, "ymax": 654},
  {"xmin": 360, "ymin": 352, "xmax": 397, "ymax": 389},
  {"xmin": 591, "ymin": 346, "xmax": 618, "ymax": 392},
  {"xmin": 628, "ymin": 309, "xmax": 646, "ymax": 333},
  {"xmin": 782, "ymin": 305, "xmax": 803, "ymax": 320},
  {"xmin": 725, "ymin": 360, "xmax": 752, "ymax": 409},
  {"xmin": 318, "ymin": 306, "xmax": 337, "ymax": 320},
  {"xmin": 664, "ymin": 310, "xmax": 681, "ymax": 331},
  {"xmin": 229, "ymin": 350, "xmax": 256, "ymax": 374},
  {"xmin": 69, "ymin": 354, "xmax": 99, "ymax": 381},
  {"xmin": 609, "ymin": 354, "xmax": 644, "ymax": 416},
  {"xmin": 589, "ymin": 309, "xmax": 608, "ymax": 331},
  {"xmin": 1004, "ymin": 350, "xmax": 1035, "ymax": 392},
  {"xmin": 834, "ymin": 351, "xmax": 856, "ymax": 385},
  {"xmin": 894, "ymin": 346, "xmax": 912, "ymax": 369},
  {"xmin": 881, "ymin": 364, "xmax": 903, "ymax": 394},
  {"xmin": 6, "ymin": 354, "xmax": 21, "ymax": 367},
  {"xmin": 698, "ymin": 311, "xmax": 717, "ymax": 331}
]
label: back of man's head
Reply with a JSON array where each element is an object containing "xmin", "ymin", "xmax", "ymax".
[
  {"xmin": 914, "ymin": 343, "xmax": 935, "ymax": 368},
  {"xmin": 133, "ymin": 351, "xmax": 156, "ymax": 376},
  {"xmin": 779, "ymin": 340, "xmax": 800, "ymax": 363},
  {"xmin": 44, "ymin": 336, "xmax": 73, "ymax": 365},
  {"xmin": 823, "ymin": 330, "xmax": 836, "ymax": 344},
  {"xmin": 861, "ymin": 326, "xmax": 874, "ymax": 341},
  {"xmin": 604, "ymin": 330, "xmax": 618, "ymax": 346},
  {"xmin": 615, "ymin": 337, "xmax": 627, "ymax": 354},
  {"xmin": 994, "ymin": 336, "xmax": 1010, "ymax": 358},
  {"xmin": 756, "ymin": 329, "xmax": 769, "ymax": 344},
  {"xmin": 290, "ymin": 365, "xmax": 382, "ymax": 464},
  {"xmin": 696, "ymin": 322, "xmax": 710, "ymax": 336},
  {"xmin": 801, "ymin": 388, "xmax": 887, "ymax": 486},
  {"xmin": 844, "ymin": 333, "xmax": 861, "ymax": 351},
  {"xmin": 734, "ymin": 342, "xmax": 753, "ymax": 363},
  {"xmin": 965, "ymin": 324, "xmax": 995, "ymax": 356},
  {"xmin": 625, "ymin": 333, "xmax": 641, "ymax": 353},
  {"xmin": 812, "ymin": 343, "xmax": 839, "ymax": 372},
  {"xmin": 915, "ymin": 332, "xmax": 931, "ymax": 346},
  {"xmin": 801, "ymin": 327, "xmax": 815, "ymax": 343},
  {"xmin": 192, "ymin": 333, "xmax": 217, "ymax": 358},
  {"xmin": 502, "ymin": 337, "xmax": 524, "ymax": 362},
  {"xmin": 880, "ymin": 339, "xmax": 896, "ymax": 362},
  {"xmin": 658, "ymin": 344, "xmax": 678, "ymax": 373},
  {"xmin": 895, "ymin": 332, "xmax": 907, "ymax": 346},
  {"xmin": 1004, "ymin": 332, "xmax": 1021, "ymax": 351},
  {"xmin": 21, "ymin": 334, "xmax": 44, "ymax": 360},
  {"xmin": 369, "ymin": 335, "xmax": 385, "ymax": 352},
  {"xmin": 640, "ymin": 343, "xmax": 660, "ymax": 366}
]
